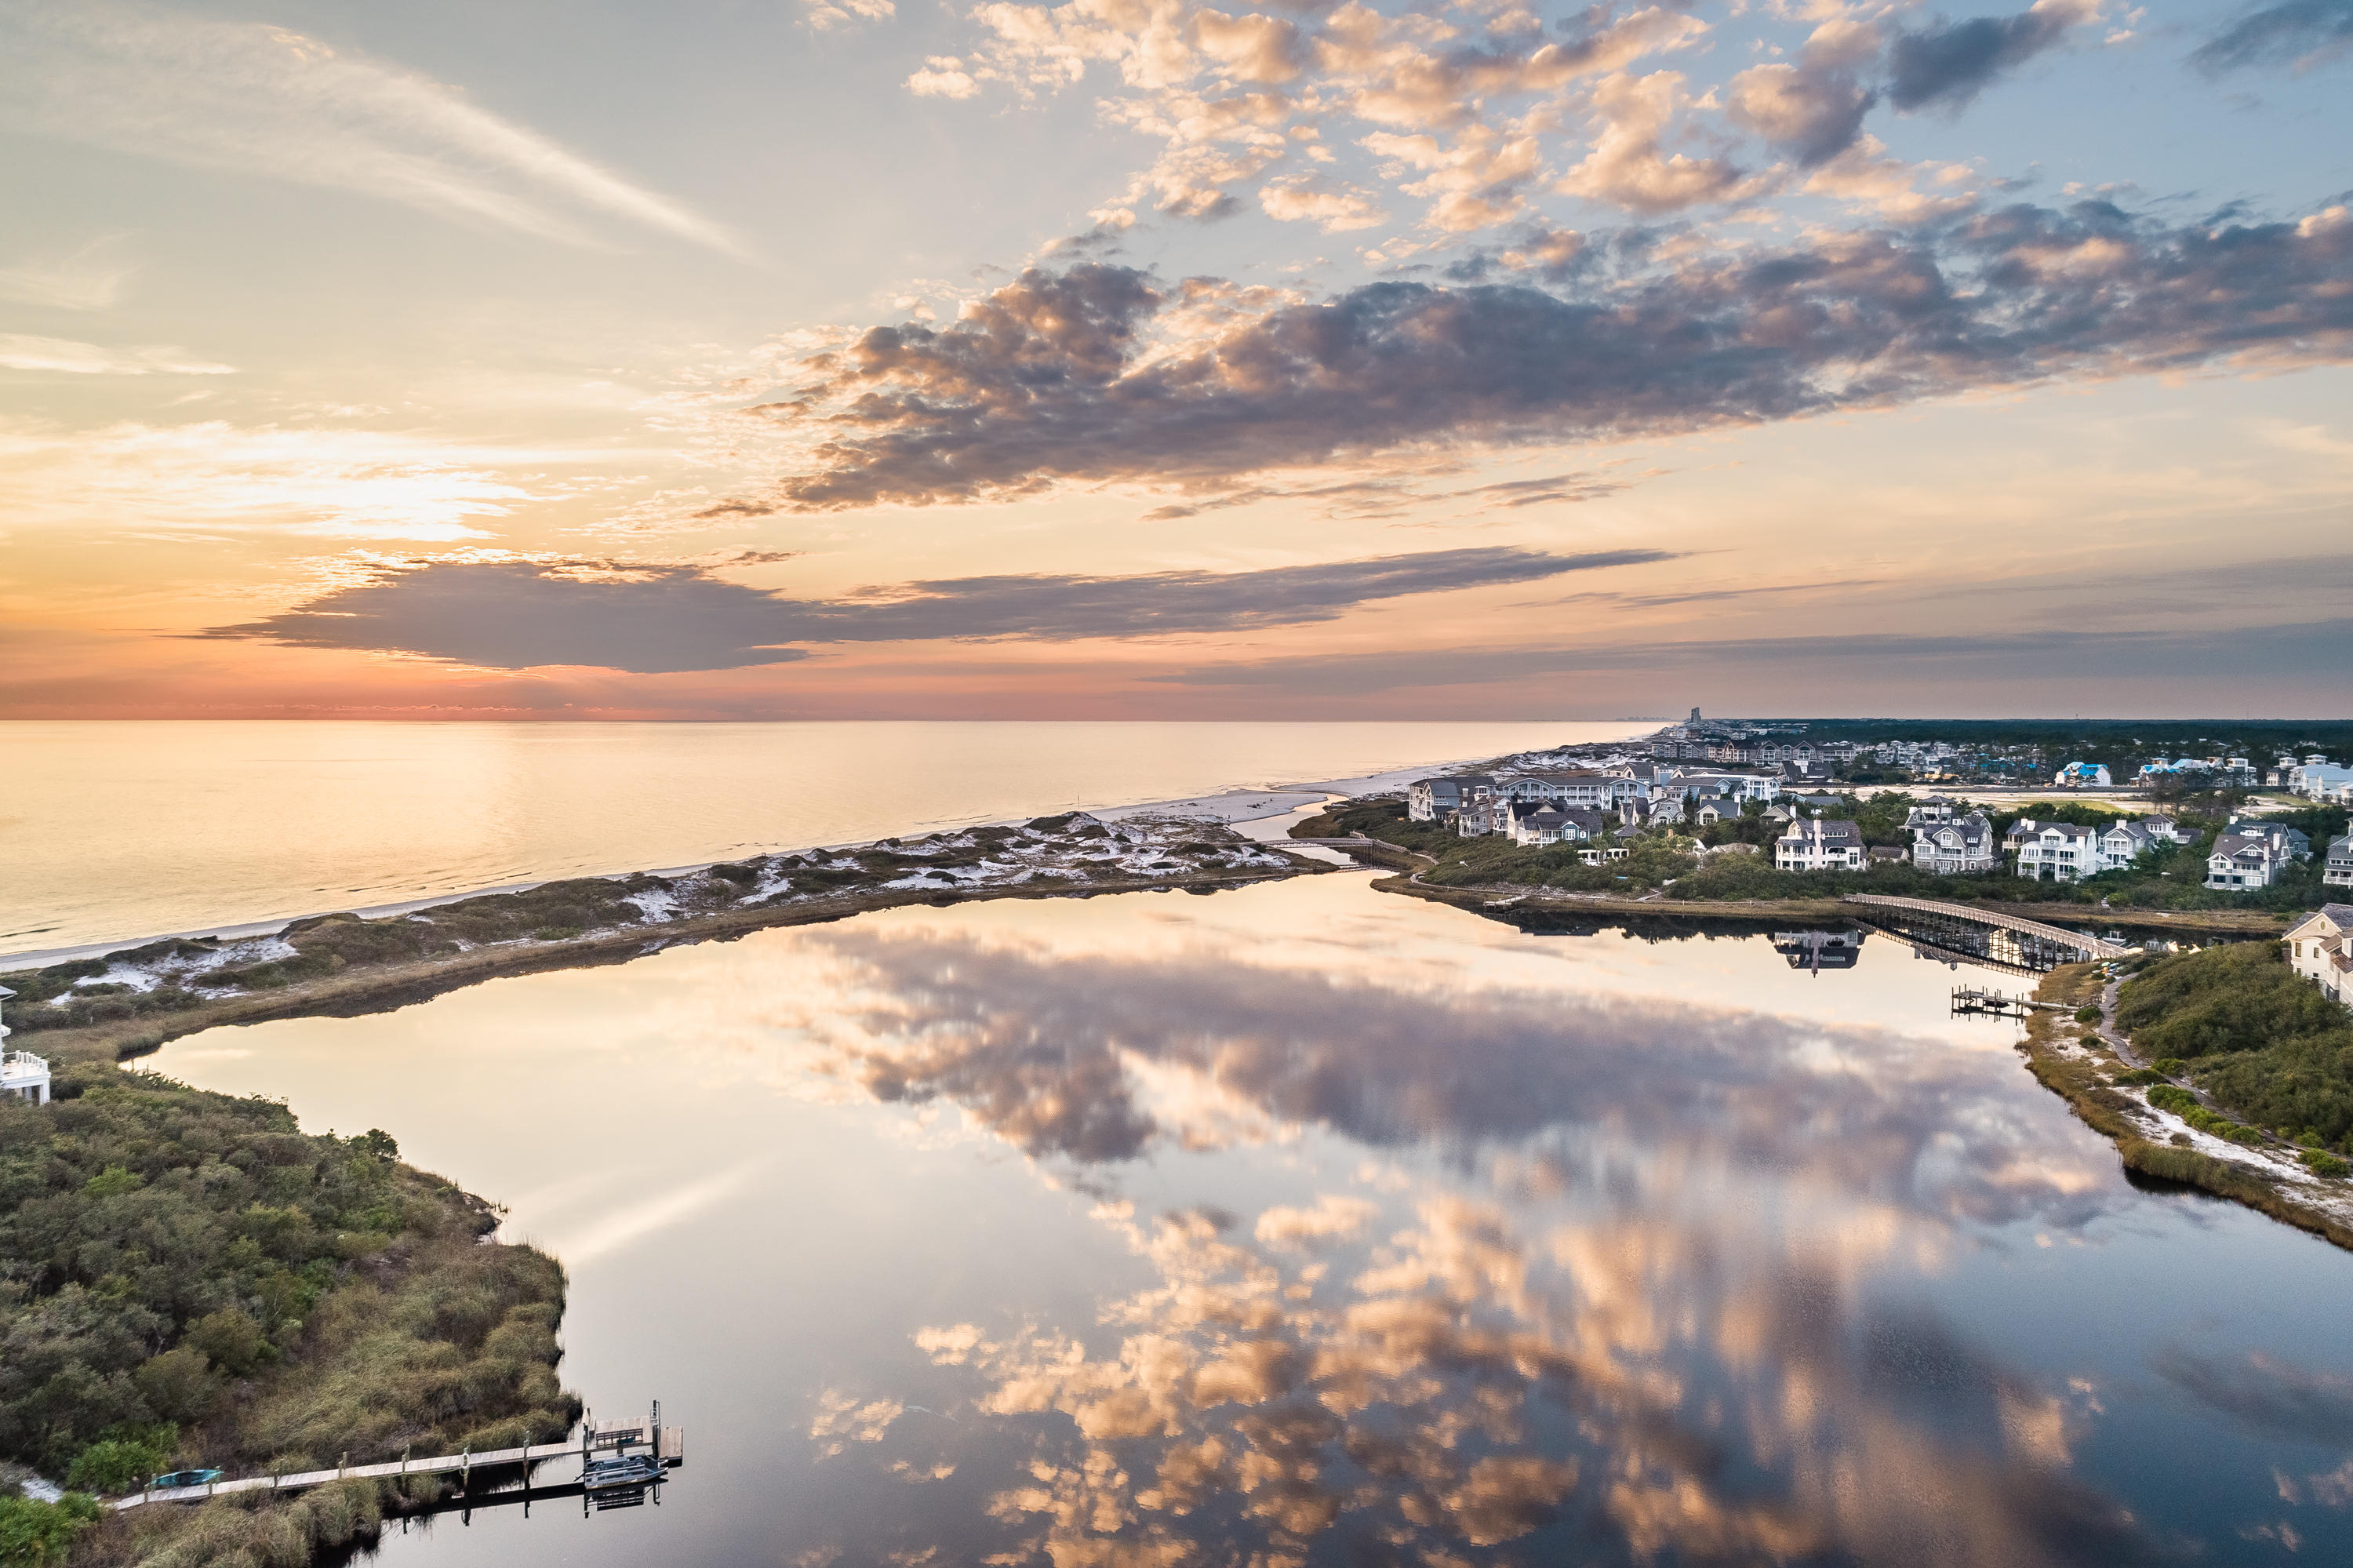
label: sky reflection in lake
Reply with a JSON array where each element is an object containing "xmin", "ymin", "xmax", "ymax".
[{"xmin": 153, "ymin": 876, "xmax": 2353, "ymax": 1566}]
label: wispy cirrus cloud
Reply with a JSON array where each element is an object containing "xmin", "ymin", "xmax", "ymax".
[
  {"xmin": 0, "ymin": 236, "xmax": 136, "ymax": 311},
  {"xmin": 196, "ymin": 547, "xmax": 1675, "ymax": 672},
  {"xmin": 0, "ymin": 417, "xmax": 631, "ymax": 540},
  {"xmin": 0, "ymin": 0, "xmax": 743, "ymax": 256},
  {"xmin": 0, "ymin": 333, "xmax": 234, "ymax": 375},
  {"xmin": 2191, "ymin": 0, "xmax": 2353, "ymax": 74},
  {"xmin": 711, "ymin": 199, "xmax": 2353, "ymax": 511}
]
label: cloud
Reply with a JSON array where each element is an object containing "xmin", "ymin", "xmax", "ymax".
[
  {"xmin": 1254, "ymin": 1195, "xmax": 1380, "ymax": 1247},
  {"xmin": 1727, "ymin": 62, "xmax": 1876, "ymax": 166},
  {"xmin": 2191, "ymin": 0, "xmax": 2353, "ymax": 73},
  {"xmin": 731, "ymin": 199, "xmax": 2353, "ymax": 508},
  {"xmin": 0, "ymin": 236, "xmax": 135, "ymax": 311},
  {"xmin": 197, "ymin": 547, "xmax": 1676, "ymax": 671},
  {"xmin": 806, "ymin": 0, "xmax": 896, "ymax": 29},
  {"xmin": 0, "ymin": 417, "xmax": 589, "ymax": 540},
  {"xmin": 1888, "ymin": 0, "xmax": 2100, "ymax": 112},
  {"xmin": 0, "ymin": 1, "xmax": 741, "ymax": 255},
  {"xmin": 1555, "ymin": 70, "xmax": 1758, "ymax": 213},
  {"xmin": 1142, "ymin": 613, "xmax": 2353, "ymax": 693},
  {"xmin": 1258, "ymin": 180, "xmax": 1388, "ymax": 231},
  {"xmin": 907, "ymin": 56, "xmax": 981, "ymax": 97},
  {"xmin": 2148, "ymin": 1345, "xmax": 2353, "ymax": 1446},
  {"xmin": 0, "ymin": 333, "xmax": 234, "ymax": 375}
]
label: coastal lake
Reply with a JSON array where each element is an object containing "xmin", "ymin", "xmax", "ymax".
[
  {"xmin": 150, "ymin": 873, "xmax": 2353, "ymax": 1566},
  {"xmin": 0, "ymin": 719, "xmax": 1624, "ymax": 956}
]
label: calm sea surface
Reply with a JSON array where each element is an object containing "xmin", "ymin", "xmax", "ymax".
[
  {"xmin": 150, "ymin": 875, "xmax": 2353, "ymax": 1567},
  {"xmin": 0, "ymin": 720, "xmax": 1624, "ymax": 954}
]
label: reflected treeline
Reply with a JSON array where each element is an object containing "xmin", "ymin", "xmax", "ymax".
[{"xmin": 756, "ymin": 920, "xmax": 2197, "ymax": 1566}]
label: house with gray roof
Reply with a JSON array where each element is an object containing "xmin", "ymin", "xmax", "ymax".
[{"xmin": 1776, "ymin": 817, "xmax": 1864, "ymax": 872}]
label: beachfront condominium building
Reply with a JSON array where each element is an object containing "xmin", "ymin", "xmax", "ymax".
[
  {"xmin": 2285, "ymin": 905, "xmax": 2353, "ymax": 1008},
  {"xmin": 1498, "ymin": 771, "xmax": 1631, "ymax": 809},
  {"xmin": 1776, "ymin": 818, "xmax": 1865, "ymax": 871}
]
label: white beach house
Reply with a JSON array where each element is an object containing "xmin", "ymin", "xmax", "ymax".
[{"xmin": 0, "ymin": 988, "xmax": 49, "ymax": 1106}]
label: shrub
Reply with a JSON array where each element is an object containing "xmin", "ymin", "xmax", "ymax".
[
  {"xmin": 2304, "ymin": 1151, "xmax": 2351, "ymax": 1178},
  {"xmin": 67, "ymin": 1432, "xmax": 171, "ymax": 1494},
  {"xmin": 0, "ymin": 1493, "xmax": 101, "ymax": 1566},
  {"xmin": 2074, "ymin": 1005, "xmax": 2103, "ymax": 1023},
  {"xmin": 2152, "ymin": 1057, "xmax": 2187, "ymax": 1076},
  {"xmin": 2146, "ymin": 1084, "xmax": 2198, "ymax": 1115}
]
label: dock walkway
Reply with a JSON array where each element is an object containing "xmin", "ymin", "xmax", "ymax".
[
  {"xmin": 114, "ymin": 1442, "xmax": 577, "ymax": 1511},
  {"xmin": 113, "ymin": 1410, "xmax": 682, "ymax": 1512}
]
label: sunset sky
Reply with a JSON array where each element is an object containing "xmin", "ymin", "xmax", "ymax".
[{"xmin": 2, "ymin": 0, "xmax": 2348, "ymax": 720}]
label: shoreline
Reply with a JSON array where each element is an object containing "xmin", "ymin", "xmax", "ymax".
[
  {"xmin": 1363, "ymin": 875, "xmax": 2288, "ymax": 937},
  {"xmin": 1, "ymin": 748, "xmax": 1607, "ymax": 971},
  {"xmin": 2019, "ymin": 962, "xmax": 2353, "ymax": 1252},
  {"xmin": 16, "ymin": 858, "xmax": 1331, "ymax": 1071}
]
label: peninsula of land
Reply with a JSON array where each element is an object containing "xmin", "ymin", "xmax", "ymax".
[{"xmin": 2, "ymin": 814, "xmax": 1325, "ymax": 1072}]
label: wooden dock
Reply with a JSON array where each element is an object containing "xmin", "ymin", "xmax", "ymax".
[{"xmin": 1951, "ymin": 985, "xmax": 2070, "ymax": 1017}]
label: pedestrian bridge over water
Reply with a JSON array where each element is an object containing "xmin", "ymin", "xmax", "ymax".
[{"xmin": 1841, "ymin": 894, "xmax": 2129, "ymax": 973}]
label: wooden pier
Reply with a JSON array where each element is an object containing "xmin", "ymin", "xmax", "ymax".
[
  {"xmin": 1951, "ymin": 985, "xmax": 2070, "ymax": 1018},
  {"xmin": 113, "ymin": 1402, "xmax": 682, "ymax": 1512}
]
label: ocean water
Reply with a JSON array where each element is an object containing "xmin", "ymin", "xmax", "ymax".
[
  {"xmin": 151, "ymin": 875, "xmax": 2353, "ymax": 1567},
  {"xmin": 0, "ymin": 719, "xmax": 1631, "ymax": 955}
]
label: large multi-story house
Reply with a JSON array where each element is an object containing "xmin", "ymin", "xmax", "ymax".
[
  {"xmin": 2293, "ymin": 761, "xmax": 2353, "ymax": 798},
  {"xmin": 1407, "ymin": 775, "xmax": 1496, "ymax": 821},
  {"xmin": 2286, "ymin": 905, "xmax": 2353, "ymax": 1008},
  {"xmin": 1911, "ymin": 809, "xmax": 1998, "ymax": 874},
  {"xmin": 1506, "ymin": 801, "xmax": 1608, "ymax": 847},
  {"xmin": 1657, "ymin": 768, "xmax": 1782, "ymax": 804},
  {"xmin": 2204, "ymin": 819, "xmax": 2305, "ymax": 890},
  {"xmin": 2011, "ymin": 820, "xmax": 2100, "ymax": 882},
  {"xmin": 2052, "ymin": 762, "xmax": 2112, "ymax": 788},
  {"xmin": 2326, "ymin": 833, "xmax": 2353, "ymax": 889},
  {"xmin": 1776, "ymin": 818, "xmax": 1865, "ymax": 871}
]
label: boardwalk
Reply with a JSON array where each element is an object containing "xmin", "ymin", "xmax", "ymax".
[
  {"xmin": 1841, "ymin": 895, "xmax": 2129, "ymax": 959},
  {"xmin": 112, "ymin": 1417, "xmax": 683, "ymax": 1512},
  {"xmin": 113, "ymin": 1442, "xmax": 579, "ymax": 1511}
]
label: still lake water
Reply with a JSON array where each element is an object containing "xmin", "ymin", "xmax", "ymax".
[
  {"xmin": 151, "ymin": 874, "xmax": 2353, "ymax": 1566},
  {"xmin": 0, "ymin": 719, "xmax": 1623, "ymax": 955}
]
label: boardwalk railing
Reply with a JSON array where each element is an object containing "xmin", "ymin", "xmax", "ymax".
[{"xmin": 1841, "ymin": 895, "xmax": 2129, "ymax": 959}]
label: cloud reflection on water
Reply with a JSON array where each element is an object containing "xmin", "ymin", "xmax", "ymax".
[{"xmin": 739, "ymin": 910, "xmax": 2172, "ymax": 1565}]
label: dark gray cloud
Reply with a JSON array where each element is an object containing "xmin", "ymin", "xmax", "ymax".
[
  {"xmin": 1888, "ymin": 3, "xmax": 2087, "ymax": 111},
  {"xmin": 742, "ymin": 199, "xmax": 2353, "ymax": 510},
  {"xmin": 2191, "ymin": 0, "xmax": 2353, "ymax": 72},
  {"xmin": 197, "ymin": 548, "xmax": 1671, "ymax": 672},
  {"xmin": 2149, "ymin": 1344, "xmax": 2353, "ymax": 1445}
]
